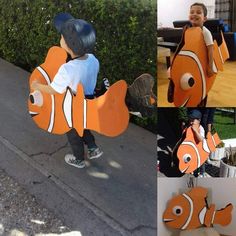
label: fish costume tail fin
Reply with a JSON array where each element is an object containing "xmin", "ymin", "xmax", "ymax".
[
  {"xmin": 85, "ymin": 80, "xmax": 129, "ymax": 137},
  {"xmin": 214, "ymin": 203, "xmax": 233, "ymax": 226},
  {"xmin": 219, "ymin": 31, "xmax": 230, "ymax": 63},
  {"xmin": 212, "ymin": 132, "xmax": 221, "ymax": 147}
]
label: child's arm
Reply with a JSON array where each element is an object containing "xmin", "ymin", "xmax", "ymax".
[
  {"xmin": 31, "ymin": 81, "xmax": 57, "ymax": 94},
  {"xmin": 191, "ymin": 125, "xmax": 204, "ymax": 142},
  {"xmin": 207, "ymin": 44, "xmax": 214, "ymax": 77}
]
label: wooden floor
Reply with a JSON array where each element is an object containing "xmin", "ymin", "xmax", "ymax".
[{"xmin": 157, "ymin": 58, "xmax": 236, "ymax": 107}]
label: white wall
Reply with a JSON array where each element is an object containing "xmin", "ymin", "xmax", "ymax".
[
  {"xmin": 158, "ymin": 0, "xmax": 215, "ymax": 28},
  {"xmin": 158, "ymin": 177, "xmax": 236, "ymax": 236},
  {"xmin": 199, "ymin": 178, "xmax": 236, "ymax": 236},
  {"xmin": 157, "ymin": 176, "xmax": 189, "ymax": 236}
]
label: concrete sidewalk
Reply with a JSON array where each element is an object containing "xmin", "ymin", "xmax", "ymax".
[{"xmin": 0, "ymin": 58, "xmax": 156, "ymax": 235}]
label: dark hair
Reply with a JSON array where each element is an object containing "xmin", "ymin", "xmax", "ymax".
[
  {"xmin": 190, "ymin": 2, "xmax": 207, "ymax": 17},
  {"xmin": 61, "ymin": 19, "xmax": 96, "ymax": 57}
]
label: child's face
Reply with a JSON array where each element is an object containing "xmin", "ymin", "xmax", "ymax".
[
  {"xmin": 189, "ymin": 5, "xmax": 207, "ymax": 27},
  {"xmin": 190, "ymin": 118, "xmax": 200, "ymax": 126}
]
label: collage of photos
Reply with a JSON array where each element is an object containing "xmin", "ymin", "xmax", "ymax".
[{"xmin": 157, "ymin": 1, "xmax": 236, "ymax": 236}]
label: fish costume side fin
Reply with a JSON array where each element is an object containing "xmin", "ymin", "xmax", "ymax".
[
  {"xmin": 214, "ymin": 203, "xmax": 233, "ymax": 226},
  {"xmin": 204, "ymin": 204, "xmax": 215, "ymax": 227}
]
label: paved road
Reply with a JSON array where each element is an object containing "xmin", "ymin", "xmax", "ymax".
[{"xmin": 0, "ymin": 58, "xmax": 156, "ymax": 235}]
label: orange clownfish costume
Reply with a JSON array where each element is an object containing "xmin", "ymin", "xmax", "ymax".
[
  {"xmin": 171, "ymin": 27, "xmax": 229, "ymax": 107},
  {"xmin": 28, "ymin": 46, "xmax": 129, "ymax": 137},
  {"xmin": 177, "ymin": 127, "xmax": 221, "ymax": 173},
  {"xmin": 163, "ymin": 187, "xmax": 233, "ymax": 230}
]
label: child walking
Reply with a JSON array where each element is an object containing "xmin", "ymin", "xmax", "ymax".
[{"xmin": 31, "ymin": 13, "xmax": 103, "ymax": 168}]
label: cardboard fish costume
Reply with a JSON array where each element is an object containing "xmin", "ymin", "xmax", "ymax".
[
  {"xmin": 163, "ymin": 187, "xmax": 233, "ymax": 230},
  {"xmin": 28, "ymin": 46, "xmax": 129, "ymax": 137},
  {"xmin": 171, "ymin": 27, "xmax": 229, "ymax": 107},
  {"xmin": 177, "ymin": 127, "xmax": 221, "ymax": 173}
]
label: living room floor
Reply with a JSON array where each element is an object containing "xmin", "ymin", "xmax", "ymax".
[{"xmin": 157, "ymin": 57, "xmax": 236, "ymax": 107}]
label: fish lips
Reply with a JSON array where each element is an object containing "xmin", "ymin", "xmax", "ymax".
[
  {"xmin": 29, "ymin": 111, "xmax": 39, "ymax": 118},
  {"xmin": 180, "ymin": 165, "xmax": 190, "ymax": 173},
  {"xmin": 163, "ymin": 218, "xmax": 174, "ymax": 223},
  {"xmin": 180, "ymin": 96, "xmax": 191, "ymax": 107}
]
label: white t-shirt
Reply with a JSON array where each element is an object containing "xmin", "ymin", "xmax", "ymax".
[
  {"xmin": 199, "ymin": 125, "xmax": 205, "ymax": 138},
  {"xmin": 50, "ymin": 54, "xmax": 99, "ymax": 95},
  {"xmin": 202, "ymin": 26, "xmax": 214, "ymax": 46}
]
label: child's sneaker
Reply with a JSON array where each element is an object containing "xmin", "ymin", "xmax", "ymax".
[
  {"xmin": 87, "ymin": 147, "xmax": 103, "ymax": 160},
  {"xmin": 65, "ymin": 154, "xmax": 85, "ymax": 168}
]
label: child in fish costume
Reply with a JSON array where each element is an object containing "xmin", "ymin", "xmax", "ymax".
[
  {"xmin": 168, "ymin": 3, "xmax": 229, "ymax": 107},
  {"xmin": 163, "ymin": 186, "xmax": 233, "ymax": 230},
  {"xmin": 30, "ymin": 13, "xmax": 112, "ymax": 168},
  {"xmin": 29, "ymin": 13, "xmax": 156, "ymax": 168},
  {"xmin": 177, "ymin": 109, "xmax": 221, "ymax": 174}
]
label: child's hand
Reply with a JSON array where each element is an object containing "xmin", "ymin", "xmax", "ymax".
[
  {"xmin": 207, "ymin": 66, "xmax": 214, "ymax": 77},
  {"xmin": 31, "ymin": 80, "xmax": 40, "ymax": 90},
  {"xmin": 191, "ymin": 124, "xmax": 199, "ymax": 133},
  {"xmin": 167, "ymin": 67, "xmax": 171, "ymax": 78}
]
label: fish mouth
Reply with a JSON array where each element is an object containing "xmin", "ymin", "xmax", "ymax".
[
  {"xmin": 180, "ymin": 97, "xmax": 190, "ymax": 107},
  {"xmin": 29, "ymin": 111, "xmax": 39, "ymax": 118},
  {"xmin": 163, "ymin": 218, "xmax": 174, "ymax": 222},
  {"xmin": 181, "ymin": 165, "xmax": 189, "ymax": 173}
]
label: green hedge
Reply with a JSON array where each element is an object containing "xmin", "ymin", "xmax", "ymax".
[{"xmin": 0, "ymin": 0, "xmax": 156, "ymax": 85}]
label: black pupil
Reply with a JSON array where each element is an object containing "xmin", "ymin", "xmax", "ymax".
[
  {"xmin": 29, "ymin": 94, "xmax": 34, "ymax": 104},
  {"xmin": 176, "ymin": 208, "xmax": 181, "ymax": 214},
  {"xmin": 186, "ymin": 156, "xmax": 191, "ymax": 162},
  {"xmin": 188, "ymin": 77, "xmax": 194, "ymax": 87}
]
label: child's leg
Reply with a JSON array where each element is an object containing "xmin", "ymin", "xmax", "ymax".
[
  {"xmin": 66, "ymin": 128, "xmax": 84, "ymax": 160},
  {"xmin": 83, "ymin": 129, "xmax": 103, "ymax": 159},
  {"xmin": 199, "ymin": 163, "xmax": 206, "ymax": 175},
  {"xmin": 82, "ymin": 130, "xmax": 97, "ymax": 149}
]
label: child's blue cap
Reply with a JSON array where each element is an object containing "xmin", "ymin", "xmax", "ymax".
[
  {"xmin": 53, "ymin": 13, "xmax": 96, "ymax": 56},
  {"xmin": 189, "ymin": 109, "xmax": 202, "ymax": 120},
  {"xmin": 53, "ymin": 13, "xmax": 74, "ymax": 33}
]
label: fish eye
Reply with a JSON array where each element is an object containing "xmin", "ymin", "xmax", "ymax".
[
  {"xmin": 180, "ymin": 73, "xmax": 195, "ymax": 90},
  {"xmin": 173, "ymin": 206, "xmax": 183, "ymax": 216},
  {"xmin": 29, "ymin": 90, "xmax": 43, "ymax": 107},
  {"xmin": 183, "ymin": 154, "xmax": 191, "ymax": 163}
]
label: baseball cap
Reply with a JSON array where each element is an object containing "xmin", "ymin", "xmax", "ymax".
[
  {"xmin": 188, "ymin": 109, "xmax": 202, "ymax": 120},
  {"xmin": 53, "ymin": 13, "xmax": 74, "ymax": 33},
  {"xmin": 53, "ymin": 13, "xmax": 96, "ymax": 56}
]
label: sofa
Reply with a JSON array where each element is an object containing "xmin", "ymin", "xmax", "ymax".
[{"xmin": 158, "ymin": 19, "xmax": 236, "ymax": 60}]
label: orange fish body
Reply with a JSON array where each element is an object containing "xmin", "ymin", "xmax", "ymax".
[
  {"xmin": 177, "ymin": 126, "xmax": 221, "ymax": 173},
  {"xmin": 163, "ymin": 187, "xmax": 233, "ymax": 230},
  {"xmin": 28, "ymin": 46, "xmax": 129, "ymax": 137},
  {"xmin": 171, "ymin": 27, "xmax": 229, "ymax": 107}
]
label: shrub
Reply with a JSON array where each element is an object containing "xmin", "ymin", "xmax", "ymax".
[{"xmin": 0, "ymin": 0, "xmax": 156, "ymax": 85}]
